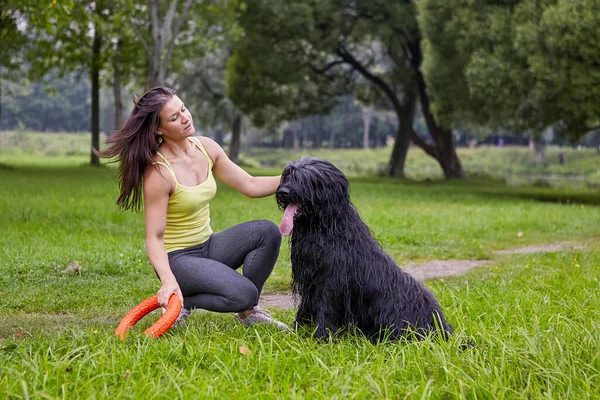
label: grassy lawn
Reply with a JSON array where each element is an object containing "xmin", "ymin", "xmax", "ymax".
[{"xmin": 1, "ymin": 132, "xmax": 599, "ymax": 398}]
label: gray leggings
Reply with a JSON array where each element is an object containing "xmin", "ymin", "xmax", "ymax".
[{"xmin": 167, "ymin": 220, "xmax": 282, "ymax": 313}]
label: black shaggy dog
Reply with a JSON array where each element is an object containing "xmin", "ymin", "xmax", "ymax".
[{"xmin": 276, "ymin": 157, "xmax": 454, "ymax": 341}]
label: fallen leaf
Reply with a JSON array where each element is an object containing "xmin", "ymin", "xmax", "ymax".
[
  {"xmin": 238, "ymin": 346, "xmax": 252, "ymax": 356},
  {"xmin": 15, "ymin": 331, "xmax": 23, "ymax": 338},
  {"xmin": 124, "ymin": 370, "xmax": 130, "ymax": 380},
  {"xmin": 61, "ymin": 262, "xmax": 82, "ymax": 275}
]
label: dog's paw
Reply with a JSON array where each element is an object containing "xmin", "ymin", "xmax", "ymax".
[
  {"xmin": 458, "ymin": 339, "xmax": 477, "ymax": 351},
  {"xmin": 313, "ymin": 326, "xmax": 339, "ymax": 341}
]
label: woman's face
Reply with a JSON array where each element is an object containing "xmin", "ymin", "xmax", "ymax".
[{"xmin": 157, "ymin": 95, "xmax": 194, "ymax": 139}]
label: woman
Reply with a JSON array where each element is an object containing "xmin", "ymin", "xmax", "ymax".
[{"xmin": 96, "ymin": 87, "xmax": 287, "ymax": 330}]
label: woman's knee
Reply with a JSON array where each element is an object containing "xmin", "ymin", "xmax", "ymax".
[
  {"xmin": 254, "ymin": 220, "xmax": 282, "ymax": 246},
  {"xmin": 229, "ymin": 282, "xmax": 259, "ymax": 311}
]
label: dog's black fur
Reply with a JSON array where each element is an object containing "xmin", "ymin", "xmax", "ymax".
[{"xmin": 276, "ymin": 157, "xmax": 454, "ymax": 341}]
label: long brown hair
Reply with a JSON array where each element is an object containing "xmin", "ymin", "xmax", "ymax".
[{"xmin": 95, "ymin": 87, "xmax": 176, "ymax": 212}]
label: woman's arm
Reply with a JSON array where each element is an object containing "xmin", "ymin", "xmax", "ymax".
[
  {"xmin": 143, "ymin": 165, "xmax": 183, "ymax": 307},
  {"xmin": 200, "ymin": 136, "xmax": 281, "ymax": 198}
]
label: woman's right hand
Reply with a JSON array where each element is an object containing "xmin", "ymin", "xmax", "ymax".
[{"xmin": 157, "ymin": 276, "xmax": 184, "ymax": 308}]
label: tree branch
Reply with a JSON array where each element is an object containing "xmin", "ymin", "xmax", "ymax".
[
  {"xmin": 164, "ymin": 0, "xmax": 193, "ymax": 71},
  {"xmin": 336, "ymin": 45, "xmax": 436, "ymax": 156},
  {"xmin": 150, "ymin": 0, "xmax": 161, "ymax": 48},
  {"xmin": 408, "ymin": 127, "xmax": 436, "ymax": 156},
  {"xmin": 162, "ymin": 0, "xmax": 177, "ymax": 43},
  {"xmin": 309, "ymin": 59, "xmax": 345, "ymax": 74},
  {"xmin": 131, "ymin": 22, "xmax": 151, "ymax": 57},
  {"xmin": 198, "ymin": 73, "xmax": 224, "ymax": 101}
]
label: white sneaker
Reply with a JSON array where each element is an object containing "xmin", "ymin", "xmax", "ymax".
[
  {"xmin": 234, "ymin": 306, "xmax": 289, "ymax": 331},
  {"xmin": 162, "ymin": 306, "xmax": 191, "ymax": 328}
]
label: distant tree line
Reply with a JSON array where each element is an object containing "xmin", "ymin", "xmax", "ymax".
[
  {"xmin": 1, "ymin": 0, "xmax": 598, "ymax": 176},
  {"xmin": 2, "ymin": 72, "xmax": 597, "ymax": 153},
  {"xmin": 1, "ymin": 74, "xmax": 126, "ymax": 134}
]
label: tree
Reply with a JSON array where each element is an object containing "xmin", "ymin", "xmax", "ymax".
[
  {"xmin": 131, "ymin": 0, "xmax": 199, "ymax": 88},
  {"xmin": 28, "ymin": 2, "xmax": 105, "ymax": 165},
  {"xmin": 0, "ymin": 1, "xmax": 28, "ymax": 74},
  {"xmin": 23, "ymin": 1, "xmax": 146, "ymax": 165},
  {"xmin": 174, "ymin": 0, "xmax": 257, "ymax": 163},
  {"xmin": 227, "ymin": 0, "xmax": 465, "ymax": 178},
  {"xmin": 177, "ymin": 47, "xmax": 248, "ymax": 163},
  {"xmin": 109, "ymin": 4, "xmax": 146, "ymax": 130},
  {"xmin": 419, "ymin": 0, "xmax": 600, "ymax": 147},
  {"xmin": 0, "ymin": 0, "xmax": 73, "ymax": 121}
]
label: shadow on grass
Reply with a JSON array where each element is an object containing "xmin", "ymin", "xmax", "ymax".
[
  {"xmin": 350, "ymin": 175, "xmax": 600, "ymax": 206},
  {"xmin": 0, "ymin": 162, "xmax": 15, "ymax": 171}
]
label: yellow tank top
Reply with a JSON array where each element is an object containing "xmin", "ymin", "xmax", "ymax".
[{"xmin": 153, "ymin": 137, "xmax": 217, "ymax": 253}]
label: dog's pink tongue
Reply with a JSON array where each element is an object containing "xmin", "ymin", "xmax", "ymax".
[{"xmin": 279, "ymin": 204, "xmax": 299, "ymax": 236}]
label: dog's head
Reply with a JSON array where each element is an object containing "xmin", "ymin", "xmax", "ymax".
[{"xmin": 276, "ymin": 157, "xmax": 350, "ymax": 235}]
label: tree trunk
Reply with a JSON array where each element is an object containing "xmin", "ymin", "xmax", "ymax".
[
  {"xmin": 214, "ymin": 129, "xmax": 224, "ymax": 147},
  {"xmin": 292, "ymin": 123, "xmax": 300, "ymax": 152},
  {"xmin": 362, "ymin": 105, "xmax": 373, "ymax": 149},
  {"xmin": 532, "ymin": 140, "xmax": 545, "ymax": 161},
  {"xmin": 113, "ymin": 38, "xmax": 123, "ymax": 131},
  {"xmin": 282, "ymin": 128, "xmax": 293, "ymax": 148},
  {"xmin": 147, "ymin": 0, "xmax": 163, "ymax": 86},
  {"xmin": 403, "ymin": 39, "xmax": 465, "ymax": 179},
  {"xmin": 388, "ymin": 127, "xmax": 410, "ymax": 177},
  {"xmin": 437, "ymin": 128, "xmax": 464, "ymax": 179},
  {"xmin": 415, "ymin": 70, "xmax": 465, "ymax": 179},
  {"xmin": 336, "ymin": 48, "xmax": 423, "ymax": 176},
  {"xmin": 387, "ymin": 88, "xmax": 417, "ymax": 177},
  {"xmin": 142, "ymin": 0, "xmax": 193, "ymax": 87},
  {"xmin": 373, "ymin": 118, "xmax": 381, "ymax": 148},
  {"xmin": 313, "ymin": 115, "xmax": 322, "ymax": 148},
  {"xmin": 90, "ymin": 25, "xmax": 101, "ymax": 166},
  {"xmin": 329, "ymin": 125, "xmax": 335, "ymax": 149},
  {"xmin": 300, "ymin": 119, "xmax": 308, "ymax": 148},
  {"xmin": 229, "ymin": 113, "xmax": 242, "ymax": 164}
]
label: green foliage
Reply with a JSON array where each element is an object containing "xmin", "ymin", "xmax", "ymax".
[
  {"xmin": 225, "ymin": 0, "xmax": 423, "ymax": 127},
  {"xmin": 1, "ymin": 157, "xmax": 600, "ymax": 397},
  {"xmin": 419, "ymin": 0, "xmax": 600, "ymax": 141},
  {"xmin": 23, "ymin": 0, "xmax": 144, "ymax": 84},
  {"xmin": 224, "ymin": 0, "xmax": 362, "ymax": 126},
  {"xmin": 0, "ymin": 0, "xmax": 73, "ymax": 71}
]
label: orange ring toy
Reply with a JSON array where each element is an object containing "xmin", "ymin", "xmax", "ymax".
[{"xmin": 115, "ymin": 294, "xmax": 183, "ymax": 340}]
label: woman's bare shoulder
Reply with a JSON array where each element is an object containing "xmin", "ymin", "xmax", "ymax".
[
  {"xmin": 197, "ymin": 136, "xmax": 225, "ymax": 161},
  {"xmin": 144, "ymin": 160, "xmax": 174, "ymax": 191}
]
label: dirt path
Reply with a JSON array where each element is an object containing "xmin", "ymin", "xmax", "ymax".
[
  {"xmin": 491, "ymin": 242, "xmax": 584, "ymax": 254},
  {"xmin": 259, "ymin": 241, "xmax": 586, "ymax": 310}
]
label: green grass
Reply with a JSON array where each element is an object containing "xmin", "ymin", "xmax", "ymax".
[{"xmin": 1, "ymin": 135, "xmax": 600, "ymax": 398}]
